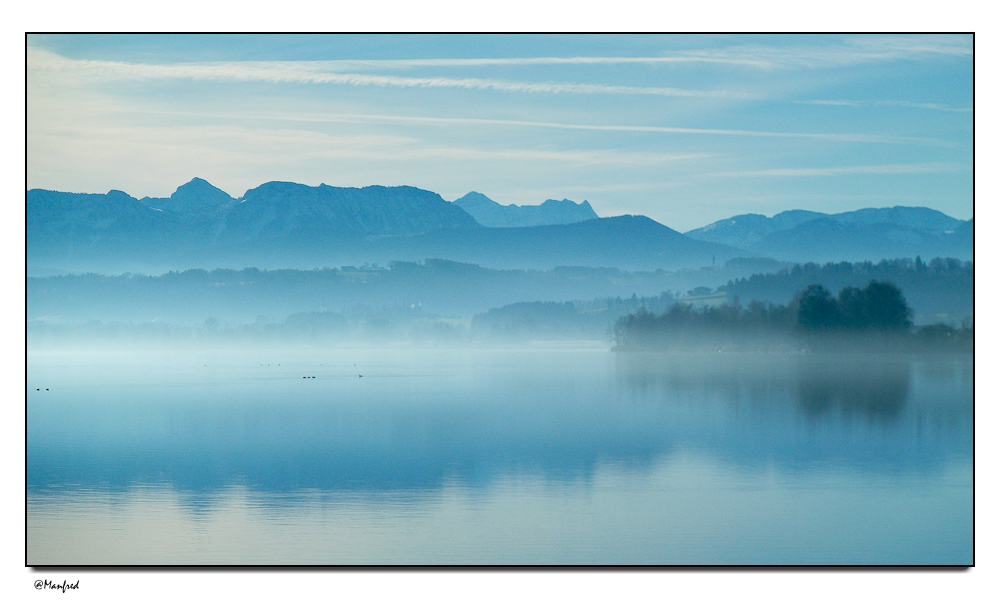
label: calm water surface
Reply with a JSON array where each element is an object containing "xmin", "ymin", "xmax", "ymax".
[{"xmin": 27, "ymin": 344, "xmax": 973, "ymax": 565}]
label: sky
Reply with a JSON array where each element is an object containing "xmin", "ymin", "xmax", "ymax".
[{"xmin": 26, "ymin": 34, "xmax": 973, "ymax": 231}]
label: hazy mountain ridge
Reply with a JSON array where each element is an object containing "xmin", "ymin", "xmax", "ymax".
[
  {"xmin": 33, "ymin": 178, "xmax": 478, "ymax": 239},
  {"xmin": 753, "ymin": 218, "xmax": 968, "ymax": 263},
  {"xmin": 454, "ymin": 191, "xmax": 599, "ymax": 227},
  {"xmin": 25, "ymin": 261, "xmax": 714, "ymax": 325},
  {"xmin": 140, "ymin": 177, "xmax": 236, "ymax": 215},
  {"xmin": 27, "ymin": 258, "xmax": 971, "ymax": 338},
  {"xmin": 686, "ymin": 206, "xmax": 972, "ymax": 263},
  {"xmin": 686, "ymin": 210, "xmax": 825, "ymax": 247},
  {"xmin": 28, "ymin": 178, "xmax": 971, "ymax": 275},
  {"xmin": 382, "ymin": 214, "xmax": 742, "ymax": 271},
  {"xmin": 687, "ymin": 206, "xmax": 965, "ymax": 242},
  {"xmin": 28, "ymin": 179, "xmax": 478, "ymax": 271},
  {"xmin": 224, "ymin": 182, "xmax": 479, "ymax": 242},
  {"xmin": 27, "ymin": 188, "xmax": 185, "ymax": 259},
  {"xmin": 27, "ymin": 179, "xmax": 740, "ymax": 274}
]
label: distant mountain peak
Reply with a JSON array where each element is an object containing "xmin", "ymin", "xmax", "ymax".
[
  {"xmin": 106, "ymin": 190, "xmax": 135, "ymax": 202},
  {"xmin": 540, "ymin": 198, "xmax": 594, "ymax": 208},
  {"xmin": 454, "ymin": 192, "xmax": 598, "ymax": 228},
  {"xmin": 172, "ymin": 177, "xmax": 231, "ymax": 199},
  {"xmin": 224, "ymin": 181, "xmax": 479, "ymax": 239},
  {"xmin": 141, "ymin": 177, "xmax": 234, "ymax": 214},
  {"xmin": 454, "ymin": 191, "xmax": 494, "ymax": 206},
  {"xmin": 685, "ymin": 205, "xmax": 970, "ymax": 263}
]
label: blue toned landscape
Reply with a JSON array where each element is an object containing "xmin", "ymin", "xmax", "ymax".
[
  {"xmin": 27, "ymin": 346, "xmax": 972, "ymax": 564},
  {"xmin": 26, "ymin": 34, "xmax": 973, "ymax": 566}
]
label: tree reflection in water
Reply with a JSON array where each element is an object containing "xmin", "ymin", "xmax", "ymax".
[
  {"xmin": 616, "ymin": 351, "xmax": 911, "ymax": 423},
  {"xmin": 795, "ymin": 356, "xmax": 909, "ymax": 422}
]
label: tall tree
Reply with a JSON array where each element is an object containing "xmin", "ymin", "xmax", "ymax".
[
  {"xmin": 795, "ymin": 284, "xmax": 841, "ymax": 332},
  {"xmin": 838, "ymin": 286, "xmax": 867, "ymax": 329},
  {"xmin": 860, "ymin": 280, "xmax": 913, "ymax": 332}
]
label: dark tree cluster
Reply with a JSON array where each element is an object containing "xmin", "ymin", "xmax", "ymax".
[
  {"xmin": 616, "ymin": 280, "xmax": 971, "ymax": 352},
  {"xmin": 614, "ymin": 299, "xmax": 794, "ymax": 351},
  {"xmin": 794, "ymin": 280, "xmax": 912, "ymax": 333},
  {"xmin": 721, "ymin": 257, "xmax": 972, "ymax": 324}
]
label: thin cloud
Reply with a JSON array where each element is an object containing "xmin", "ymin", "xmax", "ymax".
[
  {"xmin": 796, "ymin": 100, "xmax": 864, "ymax": 107},
  {"xmin": 29, "ymin": 121, "xmax": 710, "ymax": 167},
  {"xmin": 264, "ymin": 56, "xmax": 773, "ymax": 69},
  {"xmin": 709, "ymin": 163, "xmax": 969, "ymax": 178},
  {"xmin": 879, "ymin": 101, "xmax": 972, "ymax": 113},
  {"xmin": 499, "ymin": 180, "xmax": 686, "ymax": 198},
  {"xmin": 27, "ymin": 48, "xmax": 748, "ymax": 99},
  {"xmin": 370, "ymin": 147, "xmax": 711, "ymax": 165},
  {"xmin": 320, "ymin": 113, "xmax": 938, "ymax": 144},
  {"xmin": 126, "ymin": 108, "xmax": 945, "ymax": 146},
  {"xmin": 796, "ymin": 99, "xmax": 972, "ymax": 113},
  {"xmin": 847, "ymin": 35, "xmax": 972, "ymax": 59},
  {"xmin": 681, "ymin": 35, "xmax": 972, "ymax": 70},
  {"xmin": 31, "ymin": 36, "xmax": 962, "ymax": 74}
]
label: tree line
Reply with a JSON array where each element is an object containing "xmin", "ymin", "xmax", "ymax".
[
  {"xmin": 720, "ymin": 257, "xmax": 972, "ymax": 324},
  {"xmin": 615, "ymin": 280, "xmax": 972, "ymax": 352}
]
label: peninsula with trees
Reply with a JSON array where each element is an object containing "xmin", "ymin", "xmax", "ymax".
[{"xmin": 613, "ymin": 280, "xmax": 971, "ymax": 353}]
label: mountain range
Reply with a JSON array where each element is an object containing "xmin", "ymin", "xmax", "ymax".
[
  {"xmin": 453, "ymin": 192, "xmax": 598, "ymax": 227},
  {"xmin": 28, "ymin": 178, "xmax": 736, "ymax": 274},
  {"xmin": 27, "ymin": 178, "xmax": 972, "ymax": 275},
  {"xmin": 686, "ymin": 208, "xmax": 972, "ymax": 264}
]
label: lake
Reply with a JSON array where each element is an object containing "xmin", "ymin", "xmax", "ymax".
[{"xmin": 26, "ymin": 343, "xmax": 973, "ymax": 565}]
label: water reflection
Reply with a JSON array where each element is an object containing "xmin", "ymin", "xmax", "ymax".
[
  {"xmin": 615, "ymin": 351, "xmax": 971, "ymax": 423},
  {"xmin": 27, "ymin": 348, "xmax": 973, "ymax": 564},
  {"xmin": 27, "ymin": 349, "xmax": 972, "ymax": 501},
  {"xmin": 795, "ymin": 356, "xmax": 908, "ymax": 421}
]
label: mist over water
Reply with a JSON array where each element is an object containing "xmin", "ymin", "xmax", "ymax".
[
  {"xmin": 27, "ymin": 342, "xmax": 971, "ymax": 565},
  {"xmin": 26, "ymin": 34, "xmax": 974, "ymax": 570}
]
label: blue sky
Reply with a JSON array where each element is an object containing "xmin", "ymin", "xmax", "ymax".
[{"xmin": 26, "ymin": 34, "xmax": 972, "ymax": 231}]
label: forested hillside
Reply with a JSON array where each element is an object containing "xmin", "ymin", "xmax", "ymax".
[{"xmin": 720, "ymin": 258, "xmax": 972, "ymax": 325}]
